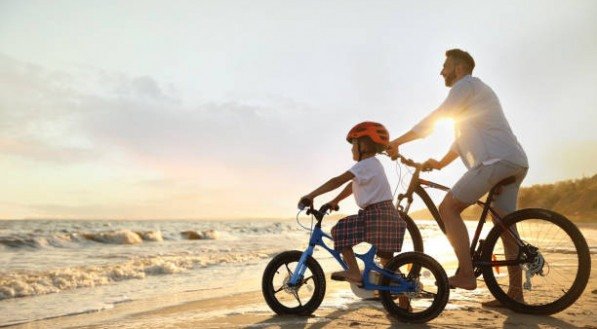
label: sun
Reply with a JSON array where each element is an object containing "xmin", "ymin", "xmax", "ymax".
[{"xmin": 434, "ymin": 118, "xmax": 455, "ymax": 131}]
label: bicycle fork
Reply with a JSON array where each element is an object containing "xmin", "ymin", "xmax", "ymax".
[
  {"xmin": 288, "ymin": 228, "xmax": 344, "ymax": 287},
  {"xmin": 288, "ymin": 244, "xmax": 316, "ymax": 287}
]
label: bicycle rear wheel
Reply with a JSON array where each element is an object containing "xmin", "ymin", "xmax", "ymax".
[
  {"xmin": 379, "ymin": 252, "xmax": 449, "ymax": 323},
  {"xmin": 481, "ymin": 208, "xmax": 591, "ymax": 314}
]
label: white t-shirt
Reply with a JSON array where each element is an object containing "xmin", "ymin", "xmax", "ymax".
[
  {"xmin": 411, "ymin": 75, "xmax": 528, "ymax": 170},
  {"xmin": 349, "ymin": 156, "xmax": 393, "ymax": 209}
]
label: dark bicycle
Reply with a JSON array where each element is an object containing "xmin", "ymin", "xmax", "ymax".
[{"xmin": 391, "ymin": 153, "xmax": 591, "ymax": 315}]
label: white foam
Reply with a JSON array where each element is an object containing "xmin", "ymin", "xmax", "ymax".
[{"xmin": 0, "ymin": 251, "xmax": 273, "ymax": 300}]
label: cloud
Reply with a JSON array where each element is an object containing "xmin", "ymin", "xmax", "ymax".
[
  {"xmin": 0, "ymin": 53, "xmax": 345, "ymax": 175},
  {"xmin": 0, "ymin": 54, "xmax": 377, "ymax": 219}
]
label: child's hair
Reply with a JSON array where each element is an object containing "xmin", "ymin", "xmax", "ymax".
[{"xmin": 357, "ymin": 136, "xmax": 387, "ymax": 154}]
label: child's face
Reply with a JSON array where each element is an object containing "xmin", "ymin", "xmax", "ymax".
[{"xmin": 351, "ymin": 140, "xmax": 360, "ymax": 161}]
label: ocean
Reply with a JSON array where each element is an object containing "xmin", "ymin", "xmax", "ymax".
[
  {"xmin": 1, "ymin": 218, "xmax": 595, "ymax": 327},
  {"xmin": 0, "ymin": 219, "xmax": 312, "ymax": 326}
]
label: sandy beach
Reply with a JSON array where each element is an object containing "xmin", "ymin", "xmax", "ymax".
[{"xmin": 6, "ymin": 251, "xmax": 595, "ymax": 329}]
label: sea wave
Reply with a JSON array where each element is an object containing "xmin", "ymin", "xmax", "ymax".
[
  {"xmin": 180, "ymin": 229, "xmax": 220, "ymax": 240},
  {"xmin": 0, "ymin": 250, "xmax": 273, "ymax": 300},
  {"xmin": 0, "ymin": 221, "xmax": 295, "ymax": 250},
  {"xmin": 0, "ymin": 233, "xmax": 77, "ymax": 249},
  {"xmin": 82, "ymin": 229, "xmax": 163, "ymax": 244},
  {"xmin": 0, "ymin": 229, "xmax": 165, "ymax": 249}
]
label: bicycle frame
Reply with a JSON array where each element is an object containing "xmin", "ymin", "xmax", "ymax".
[
  {"xmin": 287, "ymin": 213, "xmax": 416, "ymax": 294},
  {"xmin": 395, "ymin": 155, "xmax": 530, "ymax": 271}
]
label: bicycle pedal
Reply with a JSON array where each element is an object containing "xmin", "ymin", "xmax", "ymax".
[
  {"xmin": 350, "ymin": 283, "xmax": 374, "ymax": 299},
  {"xmin": 330, "ymin": 272, "xmax": 347, "ymax": 281}
]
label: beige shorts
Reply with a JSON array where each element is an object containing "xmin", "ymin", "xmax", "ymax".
[{"xmin": 450, "ymin": 161, "xmax": 528, "ymax": 213}]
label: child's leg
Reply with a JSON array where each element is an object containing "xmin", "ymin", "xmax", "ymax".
[
  {"xmin": 341, "ymin": 247, "xmax": 362, "ymax": 283},
  {"xmin": 378, "ymin": 250, "xmax": 411, "ymax": 311},
  {"xmin": 376, "ymin": 251, "xmax": 393, "ymax": 267}
]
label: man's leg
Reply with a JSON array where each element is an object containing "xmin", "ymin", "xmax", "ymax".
[
  {"xmin": 439, "ymin": 193, "xmax": 477, "ymax": 290},
  {"xmin": 490, "ymin": 208, "xmax": 524, "ymax": 302},
  {"xmin": 484, "ymin": 166, "xmax": 528, "ymax": 305}
]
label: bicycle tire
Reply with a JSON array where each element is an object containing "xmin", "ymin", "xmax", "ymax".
[
  {"xmin": 481, "ymin": 208, "xmax": 591, "ymax": 314},
  {"xmin": 414, "ymin": 185, "xmax": 446, "ymax": 233},
  {"xmin": 262, "ymin": 250, "xmax": 326, "ymax": 315},
  {"xmin": 379, "ymin": 252, "xmax": 450, "ymax": 323},
  {"xmin": 400, "ymin": 211, "xmax": 425, "ymax": 253}
]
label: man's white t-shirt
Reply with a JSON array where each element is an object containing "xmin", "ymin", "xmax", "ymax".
[
  {"xmin": 349, "ymin": 157, "xmax": 393, "ymax": 209},
  {"xmin": 411, "ymin": 75, "xmax": 528, "ymax": 170}
]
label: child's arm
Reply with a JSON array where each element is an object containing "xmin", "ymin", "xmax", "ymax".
[
  {"xmin": 299, "ymin": 171, "xmax": 354, "ymax": 207},
  {"xmin": 326, "ymin": 183, "xmax": 352, "ymax": 209}
]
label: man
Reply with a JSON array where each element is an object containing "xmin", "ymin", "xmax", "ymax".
[{"xmin": 387, "ymin": 49, "xmax": 528, "ymax": 306}]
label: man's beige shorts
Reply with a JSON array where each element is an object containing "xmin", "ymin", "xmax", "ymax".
[{"xmin": 450, "ymin": 161, "xmax": 528, "ymax": 213}]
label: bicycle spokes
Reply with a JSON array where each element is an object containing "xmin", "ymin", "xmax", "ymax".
[
  {"xmin": 272, "ymin": 261, "xmax": 315, "ymax": 308},
  {"xmin": 487, "ymin": 219, "xmax": 581, "ymax": 307},
  {"xmin": 379, "ymin": 252, "xmax": 449, "ymax": 323}
]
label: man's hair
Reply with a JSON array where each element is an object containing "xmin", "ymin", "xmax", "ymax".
[{"xmin": 446, "ymin": 49, "xmax": 475, "ymax": 73}]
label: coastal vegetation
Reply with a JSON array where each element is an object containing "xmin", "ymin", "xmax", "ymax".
[{"xmin": 410, "ymin": 175, "xmax": 597, "ymax": 222}]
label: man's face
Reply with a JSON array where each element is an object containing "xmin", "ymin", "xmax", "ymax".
[{"xmin": 441, "ymin": 57, "xmax": 457, "ymax": 87}]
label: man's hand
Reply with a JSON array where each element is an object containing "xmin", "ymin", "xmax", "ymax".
[
  {"xmin": 386, "ymin": 141, "xmax": 400, "ymax": 160},
  {"xmin": 422, "ymin": 158, "xmax": 442, "ymax": 171}
]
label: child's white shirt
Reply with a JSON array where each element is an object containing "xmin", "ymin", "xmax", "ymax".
[{"xmin": 349, "ymin": 156, "xmax": 393, "ymax": 209}]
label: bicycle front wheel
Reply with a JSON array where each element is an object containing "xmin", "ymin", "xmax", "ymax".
[
  {"xmin": 261, "ymin": 250, "xmax": 326, "ymax": 315},
  {"xmin": 481, "ymin": 208, "xmax": 591, "ymax": 314}
]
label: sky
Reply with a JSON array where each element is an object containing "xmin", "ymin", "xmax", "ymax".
[{"xmin": 0, "ymin": 0, "xmax": 596, "ymax": 220}]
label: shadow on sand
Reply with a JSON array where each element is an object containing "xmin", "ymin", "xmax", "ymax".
[{"xmin": 249, "ymin": 298, "xmax": 433, "ymax": 329}]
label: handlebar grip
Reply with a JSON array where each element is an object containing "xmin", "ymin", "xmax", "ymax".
[
  {"xmin": 319, "ymin": 204, "xmax": 331, "ymax": 214},
  {"xmin": 319, "ymin": 204, "xmax": 339, "ymax": 214}
]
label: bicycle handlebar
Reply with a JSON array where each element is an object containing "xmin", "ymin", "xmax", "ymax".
[
  {"xmin": 391, "ymin": 153, "xmax": 434, "ymax": 172},
  {"xmin": 304, "ymin": 204, "xmax": 338, "ymax": 221}
]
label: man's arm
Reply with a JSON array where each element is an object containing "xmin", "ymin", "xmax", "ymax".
[
  {"xmin": 389, "ymin": 79, "xmax": 473, "ymax": 159},
  {"xmin": 387, "ymin": 130, "xmax": 422, "ymax": 159},
  {"xmin": 424, "ymin": 149, "xmax": 459, "ymax": 170}
]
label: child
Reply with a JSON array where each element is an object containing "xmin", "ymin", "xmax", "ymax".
[{"xmin": 298, "ymin": 121, "xmax": 407, "ymax": 284}]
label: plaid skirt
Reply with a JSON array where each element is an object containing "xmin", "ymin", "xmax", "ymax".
[{"xmin": 331, "ymin": 200, "xmax": 406, "ymax": 252}]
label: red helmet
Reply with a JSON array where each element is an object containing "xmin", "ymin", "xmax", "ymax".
[{"xmin": 346, "ymin": 121, "xmax": 390, "ymax": 147}]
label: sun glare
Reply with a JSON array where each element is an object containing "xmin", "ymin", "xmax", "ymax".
[{"xmin": 434, "ymin": 118, "xmax": 455, "ymax": 131}]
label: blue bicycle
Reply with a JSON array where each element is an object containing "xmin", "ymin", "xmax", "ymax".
[{"xmin": 261, "ymin": 204, "xmax": 450, "ymax": 323}]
